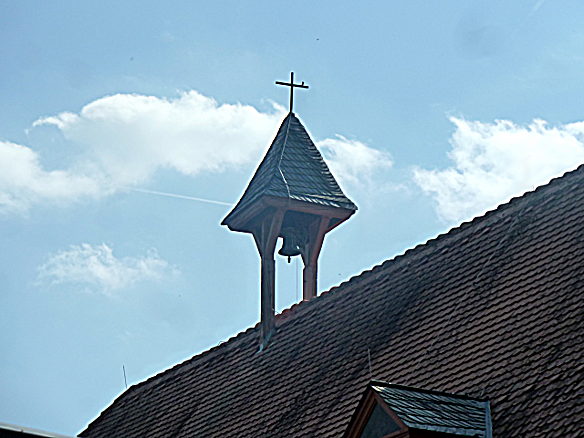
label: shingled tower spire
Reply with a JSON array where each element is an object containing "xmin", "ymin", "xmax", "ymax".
[{"xmin": 222, "ymin": 74, "xmax": 357, "ymax": 346}]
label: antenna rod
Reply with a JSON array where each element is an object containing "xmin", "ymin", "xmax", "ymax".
[{"xmin": 123, "ymin": 365, "xmax": 128, "ymax": 389}]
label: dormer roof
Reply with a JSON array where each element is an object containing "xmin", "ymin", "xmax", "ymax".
[{"xmin": 343, "ymin": 381, "xmax": 491, "ymax": 437}]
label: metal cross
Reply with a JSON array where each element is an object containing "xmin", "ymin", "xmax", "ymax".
[{"xmin": 275, "ymin": 72, "xmax": 309, "ymax": 113}]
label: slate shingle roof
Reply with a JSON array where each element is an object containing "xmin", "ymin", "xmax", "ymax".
[
  {"xmin": 370, "ymin": 381, "xmax": 490, "ymax": 436},
  {"xmin": 222, "ymin": 112, "xmax": 356, "ymax": 227},
  {"xmin": 81, "ymin": 164, "xmax": 584, "ymax": 438}
]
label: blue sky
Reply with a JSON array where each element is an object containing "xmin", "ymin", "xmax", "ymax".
[{"xmin": 2, "ymin": 1, "xmax": 584, "ymax": 435}]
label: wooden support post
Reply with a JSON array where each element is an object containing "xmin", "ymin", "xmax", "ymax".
[
  {"xmin": 252, "ymin": 209, "xmax": 284, "ymax": 348},
  {"xmin": 302, "ymin": 263, "xmax": 317, "ymax": 301},
  {"xmin": 301, "ymin": 216, "xmax": 329, "ymax": 301},
  {"xmin": 260, "ymin": 255, "xmax": 276, "ymax": 341}
]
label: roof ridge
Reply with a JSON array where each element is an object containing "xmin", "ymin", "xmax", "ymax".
[
  {"xmin": 139, "ymin": 323, "xmax": 259, "ymax": 386},
  {"xmin": 80, "ymin": 322, "xmax": 261, "ymax": 435},
  {"xmin": 271, "ymin": 162, "xmax": 584, "ymax": 324},
  {"xmin": 370, "ymin": 380, "xmax": 489, "ymax": 401},
  {"xmin": 221, "ymin": 113, "xmax": 291, "ymax": 225},
  {"xmin": 271, "ymin": 110, "xmax": 293, "ymax": 199},
  {"xmin": 365, "ymin": 161, "xmax": 584, "ymax": 266},
  {"xmin": 253, "ymin": 113, "xmax": 291, "ymax": 197}
]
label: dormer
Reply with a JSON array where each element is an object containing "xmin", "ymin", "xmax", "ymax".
[{"xmin": 344, "ymin": 381, "xmax": 492, "ymax": 438}]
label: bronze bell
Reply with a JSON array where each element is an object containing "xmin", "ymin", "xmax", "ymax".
[{"xmin": 278, "ymin": 227, "xmax": 302, "ymax": 263}]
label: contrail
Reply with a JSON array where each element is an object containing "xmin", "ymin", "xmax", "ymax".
[
  {"xmin": 528, "ymin": 0, "xmax": 546, "ymax": 18},
  {"xmin": 126, "ymin": 187, "xmax": 232, "ymax": 206}
]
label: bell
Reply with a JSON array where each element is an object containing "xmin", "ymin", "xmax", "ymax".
[{"xmin": 278, "ymin": 228, "xmax": 302, "ymax": 263}]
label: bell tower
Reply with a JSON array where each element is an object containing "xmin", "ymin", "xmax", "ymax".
[{"xmin": 221, "ymin": 73, "xmax": 357, "ymax": 347}]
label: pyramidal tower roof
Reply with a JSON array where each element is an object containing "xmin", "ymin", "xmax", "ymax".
[{"xmin": 222, "ymin": 112, "xmax": 357, "ymax": 230}]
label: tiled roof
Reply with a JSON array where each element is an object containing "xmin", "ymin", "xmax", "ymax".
[
  {"xmin": 81, "ymin": 164, "xmax": 584, "ymax": 438},
  {"xmin": 371, "ymin": 381, "xmax": 490, "ymax": 436},
  {"xmin": 222, "ymin": 113, "xmax": 356, "ymax": 226}
]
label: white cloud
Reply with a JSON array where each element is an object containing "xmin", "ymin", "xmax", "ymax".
[
  {"xmin": 0, "ymin": 91, "xmax": 285, "ymax": 214},
  {"xmin": 1, "ymin": 90, "xmax": 390, "ymax": 214},
  {"xmin": 414, "ymin": 117, "xmax": 584, "ymax": 223},
  {"xmin": 38, "ymin": 243, "xmax": 176, "ymax": 294},
  {"xmin": 0, "ymin": 140, "xmax": 102, "ymax": 214},
  {"xmin": 318, "ymin": 135, "xmax": 393, "ymax": 186},
  {"xmin": 34, "ymin": 91, "xmax": 287, "ymax": 186}
]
